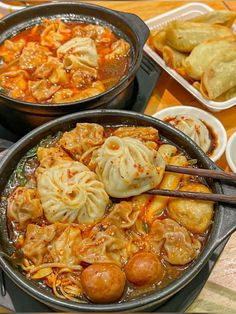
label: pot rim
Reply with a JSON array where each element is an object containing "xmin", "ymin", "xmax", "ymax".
[
  {"xmin": 0, "ymin": 109, "xmax": 224, "ymax": 311},
  {"xmin": 0, "ymin": 2, "xmax": 145, "ymax": 109}
]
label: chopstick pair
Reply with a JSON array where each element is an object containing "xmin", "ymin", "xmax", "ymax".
[{"xmin": 147, "ymin": 165, "xmax": 236, "ymax": 205}]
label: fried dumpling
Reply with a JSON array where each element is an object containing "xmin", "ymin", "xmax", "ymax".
[
  {"xmin": 49, "ymin": 225, "xmax": 81, "ymax": 265},
  {"xmin": 37, "ymin": 161, "xmax": 109, "ymax": 224},
  {"xmin": 168, "ymin": 115, "xmax": 211, "ymax": 153},
  {"xmin": 190, "ymin": 10, "xmax": 236, "ymax": 27},
  {"xmin": 36, "ymin": 146, "xmax": 72, "ymax": 177},
  {"xmin": 113, "ymin": 126, "xmax": 159, "ymax": 142},
  {"xmin": 201, "ymin": 50, "xmax": 236, "ymax": 99},
  {"xmin": 148, "ymin": 218, "xmax": 201, "ymax": 265},
  {"xmin": 165, "ymin": 20, "xmax": 233, "ymax": 53},
  {"xmin": 90, "ymin": 136, "xmax": 166, "ymax": 198},
  {"xmin": 22, "ymin": 224, "xmax": 57, "ymax": 265},
  {"xmin": 183, "ymin": 37, "xmax": 236, "ymax": 80},
  {"xmin": 7, "ymin": 187, "xmax": 43, "ymax": 228},
  {"xmin": 168, "ymin": 183, "xmax": 214, "ymax": 234}
]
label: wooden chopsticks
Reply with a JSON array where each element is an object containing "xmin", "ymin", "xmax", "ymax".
[
  {"xmin": 147, "ymin": 189, "xmax": 236, "ymax": 205},
  {"xmin": 166, "ymin": 165, "xmax": 236, "ymax": 181},
  {"xmin": 146, "ymin": 166, "xmax": 236, "ymax": 205}
]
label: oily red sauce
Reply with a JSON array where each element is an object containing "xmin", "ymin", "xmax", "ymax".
[
  {"xmin": 0, "ymin": 20, "xmax": 130, "ymax": 103},
  {"xmin": 4, "ymin": 125, "xmax": 212, "ymax": 303}
]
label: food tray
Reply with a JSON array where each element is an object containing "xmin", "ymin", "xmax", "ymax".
[{"xmin": 144, "ymin": 2, "xmax": 236, "ymax": 112}]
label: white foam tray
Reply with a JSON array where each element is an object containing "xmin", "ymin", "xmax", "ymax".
[{"xmin": 144, "ymin": 2, "xmax": 236, "ymax": 112}]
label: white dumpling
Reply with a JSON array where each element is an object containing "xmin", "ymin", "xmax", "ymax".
[
  {"xmin": 90, "ymin": 136, "xmax": 165, "ymax": 198},
  {"xmin": 57, "ymin": 37, "xmax": 98, "ymax": 68},
  {"xmin": 170, "ymin": 115, "xmax": 211, "ymax": 153},
  {"xmin": 37, "ymin": 161, "xmax": 109, "ymax": 224},
  {"xmin": 168, "ymin": 183, "xmax": 214, "ymax": 234}
]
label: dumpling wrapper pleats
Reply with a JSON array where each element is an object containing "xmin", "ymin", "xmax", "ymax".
[
  {"xmin": 183, "ymin": 37, "xmax": 236, "ymax": 80},
  {"xmin": 201, "ymin": 49, "xmax": 236, "ymax": 100},
  {"xmin": 37, "ymin": 161, "xmax": 109, "ymax": 224},
  {"xmin": 90, "ymin": 136, "xmax": 166, "ymax": 198}
]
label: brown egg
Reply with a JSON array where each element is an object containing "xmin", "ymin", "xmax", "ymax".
[
  {"xmin": 81, "ymin": 263, "xmax": 126, "ymax": 304},
  {"xmin": 125, "ymin": 252, "xmax": 164, "ymax": 286}
]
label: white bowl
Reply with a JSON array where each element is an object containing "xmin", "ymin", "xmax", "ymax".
[
  {"xmin": 226, "ymin": 132, "xmax": 236, "ymax": 173},
  {"xmin": 153, "ymin": 106, "xmax": 227, "ymax": 162}
]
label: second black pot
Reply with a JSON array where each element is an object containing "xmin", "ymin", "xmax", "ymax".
[{"xmin": 0, "ymin": 2, "xmax": 149, "ymax": 134}]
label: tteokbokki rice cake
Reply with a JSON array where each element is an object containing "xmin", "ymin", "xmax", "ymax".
[{"xmin": 3, "ymin": 123, "xmax": 214, "ymax": 304}]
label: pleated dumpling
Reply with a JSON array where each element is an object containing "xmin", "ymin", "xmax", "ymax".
[
  {"xmin": 90, "ymin": 136, "xmax": 165, "ymax": 198},
  {"xmin": 169, "ymin": 115, "xmax": 211, "ymax": 153},
  {"xmin": 37, "ymin": 161, "xmax": 109, "ymax": 224}
]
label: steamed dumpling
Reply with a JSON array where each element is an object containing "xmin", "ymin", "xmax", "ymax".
[
  {"xmin": 57, "ymin": 37, "xmax": 98, "ymax": 68},
  {"xmin": 168, "ymin": 115, "xmax": 211, "ymax": 153},
  {"xmin": 90, "ymin": 136, "xmax": 166, "ymax": 198},
  {"xmin": 37, "ymin": 161, "xmax": 109, "ymax": 224}
]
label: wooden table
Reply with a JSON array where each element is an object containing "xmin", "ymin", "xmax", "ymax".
[{"xmin": 0, "ymin": 1, "xmax": 236, "ymax": 312}]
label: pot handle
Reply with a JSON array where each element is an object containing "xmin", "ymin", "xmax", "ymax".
[
  {"xmin": 119, "ymin": 12, "xmax": 150, "ymax": 47},
  {"xmin": 211, "ymin": 181, "xmax": 236, "ymax": 251}
]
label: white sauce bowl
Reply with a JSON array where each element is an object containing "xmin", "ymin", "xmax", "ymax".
[
  {"xmin": 153, "ymin": 106, "xmax": 227, "ymax": 162},
  {"xmin": 226, "ymin": 132, "xmax": 236, "ymax": 173}
]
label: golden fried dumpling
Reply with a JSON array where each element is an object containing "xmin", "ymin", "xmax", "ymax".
[
  {"xmin": 149, "ymin": 29, "xmax": 167, "ymax": 55},
  {"xmin": 37, "ymin": 161, "xmax": 109, "ymax": 224},
  {"xmin": 7, "ymin": 187, "xmax": 43, "ymax": 228},
  {"xmin": 58, "ymin": 37, "xmax": 98, "ymax": 67},
  {"xmin": 148, "ymin": 218, "xmax": 201, "ymax": 265},
  {"xmin": 168, "ymin": 183, "xmax": 214, "ymax": 234},
  {"xmin": 59, "ymin": 123, "xmax": 104, "ymax": 160},
  {"xmin": 183, "ymin": 37, "xmax": 236, "ymax": 80},
  {"xmin": 190, "ymin": 10, "xmax": 236, "ymax": 27},
  {"xmin": 90, "ymin": 136, "xmax": 165, "ymax": 198},
  {"xmin": 165, "ymin": 20, "xmax": 233, "ymax": 53}
]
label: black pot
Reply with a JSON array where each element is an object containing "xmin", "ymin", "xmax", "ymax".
[
  {"xmin": 0, "ymin": 109, "xmax": 235, "ymax": 312},
  {"xmin": 0, "ymin": 2, "xmax": 149, "ymax": 134}
]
